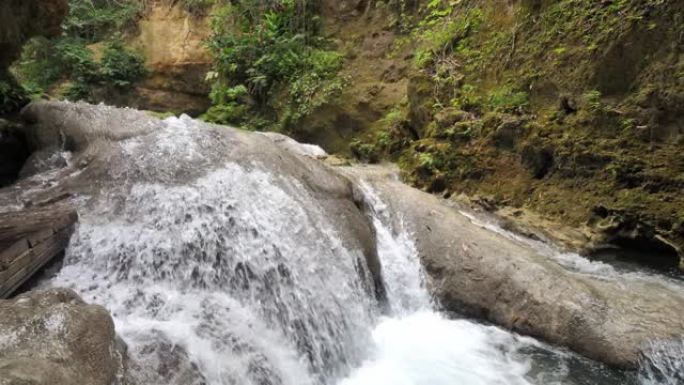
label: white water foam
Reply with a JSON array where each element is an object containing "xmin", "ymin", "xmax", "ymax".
[
  {"xmin": 52, "ymin": 161, "xmax": 378, "ymax": 385},
  {"xmin": 340, "ymin": 183, "xmax": 645, "ymax": 385},
  {"xmin": 339, "ymin": 312, "xmax": 533, "ymax": 385},
  {"xmin": 638, "ymin": 339, "xmax": 684, "ymax": 385},
  {"xmin": 340, "ymin": 185, "xmax": 539, "ymax": 385}
]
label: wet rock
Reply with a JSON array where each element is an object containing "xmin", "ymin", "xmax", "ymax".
[
  {"xmin": 0, "ymin": 289, "xmax": 126, "ymax": 385},
  {"xmin": 589, "ymin": 206, "xmax": 682, "ymax": 272},
  {"xmin": 346, "ymin": 167, "xmax": 684, "ymax": 369},
  {"xmin": 126, "ymin": 330, "xmax": 206, "ymax": 385},
  {"xmin": 17, "ymin": 100, "xmax": 388, "ymax": 307}
]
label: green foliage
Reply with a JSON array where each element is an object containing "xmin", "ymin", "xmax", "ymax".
[
  {"xmin": 450, "ymin": 84, "xmax": 483, "ymax": 113},
  {"xmin": 202, "ymin": 103, "xmax": 251, "ymax": 126},
  {"xmin": 487, "ymin": 87, "xmax": 529, "ymax": 113},
  {"xmin": 63, "ymin": 0, "xmax": 142, "ymax": 42},
  {"xmin": 99, "ymin": 39, "xmax": 146, "ymax": 87},
  {"xmin": 0, "ymin": 76, "xmax": 28, "ymax": 115},
  {"xmin": 13, "ymin": 0, "xmax": 146, "ymax": 102},
  {"xmin": 283, "ymin": 49, "xmax": 346, "ymax": 124},
  {"xmin": 413, "ymin": 7, "xmax": 483, "ymax": 68},
  {"xmin": 16, "ymin": 36, "xmax": 145, "ymax": 101},
  {"xmin": 418, "ymin": 152, "xmax": 439, "ymax": 170},
  {"xmin": 350, "ymin": 139, "xmax": 381, "ymax": 163},
  {"xmin": 203, "ymin": 83, "xmax": 250, "ymax": 125},
  {"xmin": 583, "ymin": 90, "xmax": 603, "ymax": 112},
  {"xmin": 207, "ymin": 0, "xmax": 346, "ymax": 130}
]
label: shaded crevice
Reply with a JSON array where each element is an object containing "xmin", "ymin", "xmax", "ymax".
[
  {"xmin": 590, "ymin": 236, "xmax": 681, "ymax": 276},
  {"xmin": 0, "ymin": 120, "xmax": 30, "ymax": 187}
]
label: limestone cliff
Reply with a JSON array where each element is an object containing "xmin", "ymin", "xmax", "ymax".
[{"xmin": 126, "ymin": 2, "xmax": 213, "ymax": 115}]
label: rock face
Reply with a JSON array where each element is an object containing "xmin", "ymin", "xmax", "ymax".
[
  {"xmin": 0, "ymin": 289, "xmax": 126, "ymax": 385},
  {"xmin": 128, "ymin": 2, "xmax": 212, "ymax": 115},
  {"xmin": 345, "ymin": 166, "xmax": 684, "ymax": 369}
]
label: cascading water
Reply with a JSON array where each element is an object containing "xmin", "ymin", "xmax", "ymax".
[
  {"xmin": 340, "ymin": 183, "xmax": 642, "ymax": 385},
  {"xmin": 20, "ymin": 104, "xmax": 678, "ymax": 385},
  {"xmin": 52, "ymin": 162, "xmax": 378, "ymax": 385}
]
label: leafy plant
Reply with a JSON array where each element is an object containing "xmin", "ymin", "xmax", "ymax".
[
  {"xmin": 583, "ymin": 90, "xmax": 603, "ymax": 112},
  {"xmin": 206, "ymin": 0, "xmax": 346, "ymax": 130},
  {"xmin": 63, "ymin": 0, "xmax": 142, "ymax": 42},
  {"xmin": 487, "ymin": 87, "xmax": 529, "ymax": 113},
  {"xmin": 13, "ymin": 0, "xmax": 146, "ymax": 101},
  {"xmin": 99, "ymin": 39, "xmax": 146, "ymax": 87},
  {"xmin": 178, "ymin": 0, "xmax": 216, "ymax": 15},
  {"xmin": 0, "ymin": 76, "xmax": 28, "ymax": 114}
]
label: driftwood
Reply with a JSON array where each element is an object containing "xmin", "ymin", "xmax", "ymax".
[{"xmin": 0, "ymin": 204, "xmax": 77, "ymax": 298}]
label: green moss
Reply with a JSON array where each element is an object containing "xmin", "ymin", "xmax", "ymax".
[
  {"xmin": 350, "ymin": 0, "xmax": 684, "ymax": 256},
  {"xmin": 206, "ymin": 1, "xmax": 346, "ymax": 133}
]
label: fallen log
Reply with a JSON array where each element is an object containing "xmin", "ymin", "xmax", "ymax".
[{"xmin": 0, "ymin": 204, "xmax": 77, "ymax": 298}]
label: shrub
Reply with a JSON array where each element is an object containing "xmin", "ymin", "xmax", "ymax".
[
  {"xmin": 179, "ymin": 0, "xmax": 216, "ymax": 15},
  {"xmin": 206, "ymin": 0, "xmax": 346, "ymax": 130},
  {"xmin": 0, "ymin": 76, "xmax": 28, "ymax": 114},
  {"xmin": 99, "ymin": 40, "xmax": 146, "ymax": 87},
  {"xmin": 13, "ymin": 0, "xmax": 145, "ymax": 101},
  {"xmin": 487, "ymin": 87, "xmax": 529, "ymax": 114},
  {"xmin": 63, "ymin": 0, "xmax": 142, "ymax": 42}
]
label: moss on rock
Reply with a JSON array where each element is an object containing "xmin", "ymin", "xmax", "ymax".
[{"xmin": 347, "ymin": 0, "xmax": 684, "ymax": 269}]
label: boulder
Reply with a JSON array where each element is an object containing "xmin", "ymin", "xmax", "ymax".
[
  {"xmin": 344, "ymin": 166, "xmax": 684, "ymax": 369},
  {"xmin": 0, "ymin": 289, "xmax": 126, "ymax": 385}
]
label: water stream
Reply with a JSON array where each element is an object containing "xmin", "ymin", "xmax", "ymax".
[{"xmin": 29, "ymin": 112, "xmax": 681, "ymax": 385}]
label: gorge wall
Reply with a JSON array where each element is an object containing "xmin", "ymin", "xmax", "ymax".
[{"xmin": 7, "ymin": 0, "xmax": 684, "ymax": 269}]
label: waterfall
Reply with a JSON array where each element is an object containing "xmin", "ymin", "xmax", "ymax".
[
  {"xmin": 340, "ymin": 183, "xmax": 534, "ymax": 385},
  {"xmin": 53, "ymin": 162, "xmax": 378, "ymax": 384},
  {"xmin": 356, "ymin": 181, "xmax": 430, "ymax": 314},
  {"xmin": 44, "ymin": 112, "xmax": 384, "ymax": 384},
  {"xmin": 341, "ymin": 182, "xmax": 642, "ymax": 385},
  {"xmin": 26, "ymin": 106, "xmax": 674, "ymax": 385}
]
